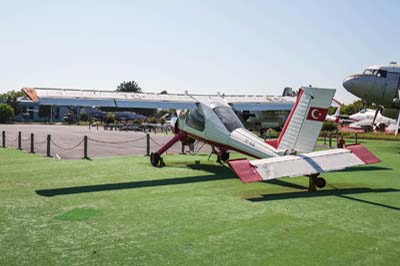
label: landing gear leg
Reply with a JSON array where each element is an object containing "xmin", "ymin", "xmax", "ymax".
[{"xmin": 307, "ymin": 174, "xmax": 326, "ymax": 192}]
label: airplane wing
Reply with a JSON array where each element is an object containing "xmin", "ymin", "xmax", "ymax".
[
  {"xmin": 22, "ymin": 87, "xmax": 198, "ymax": 109},
  {"xmin": 22, "ymin": 87, "xmax": 297, "ymax": 111},
  {"xmin": 228, "ymin": 144, "xmax": 380, "ymax": 183}
]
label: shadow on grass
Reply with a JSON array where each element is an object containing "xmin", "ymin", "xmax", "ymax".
[
  {"xmin": 36, "ymin": 174, "xmax": 231, "ymax": 197},
  {"xmin": 247, "ymin": 187, "xmax": 400, "ymax": 211},
  {"xmin": 334, "ymin": 166, "xmax": 391, "ymax": 172},
  {"xmin": 36, "ymin": 164, "xmax": 234, "ymax": 197}
]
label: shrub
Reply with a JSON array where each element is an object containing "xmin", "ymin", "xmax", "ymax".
[
  {"xmin": 105, "ymin": 113, "xmax": 115, "ymax": 123},
  {"xmin": 322, "ymin": 121, "xmax": 338, "ymax": 132},
  {"xmin": 0, "ymin": 104, "xmax": 14, "ymax": 123}
]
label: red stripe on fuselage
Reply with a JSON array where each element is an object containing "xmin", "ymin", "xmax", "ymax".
[{"xmin": 276, "ymin": 89, "xmax": 304, "ymax": 147}]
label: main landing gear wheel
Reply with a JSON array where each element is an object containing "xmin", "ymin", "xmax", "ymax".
[
  {"xmin": 150, "ymin": 152, "xmax": 161, "ymax": 166},
  {"xmin": 220, "ymin": 151, "xmax": 230, "ymax": 162},
  {"xmin": 315, "ymin": 177, "xmax": 326, "ymax": 188}
]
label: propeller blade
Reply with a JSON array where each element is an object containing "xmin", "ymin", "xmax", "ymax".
[
  {"xmin": 396, "ymin": 111, "xmax": 400, "ymax": 136},
  {"xmin": 372, "ymin": 107, "xmax": 381, "ymax": 126}
]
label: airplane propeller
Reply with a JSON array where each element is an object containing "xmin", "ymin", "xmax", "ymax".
[{"xmin": 372, "ymin": 106, "xmax": 383, "ymax": 127}]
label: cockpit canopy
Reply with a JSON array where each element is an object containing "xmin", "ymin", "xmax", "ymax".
[
  {"xmin": 362, "ymin": 68, "xmax": 387, "ymax": 78},
  {"xmin": 213, "ymin": 106, "xmax": 244, "ymax": 132},
  {"xmin": 185, "ymin": 104, "xmax": 244, "ymax": 133}
]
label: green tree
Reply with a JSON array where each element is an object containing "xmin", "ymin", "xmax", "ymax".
[
  {"xmin": 341, "ymin": 100, "xmax": 375, "ymax": 115},
  {"xmin": 0, "ymin": 104, "xmax": 14, "ymax": 123},
  {"xmin": 0, "ymin": 90, "xmax": 24, "ymax": 115},
  {"xmin": 116, "ymin": 81, "xmax": 142, "ymax": 93},
  {"xmin": 321, "ymin": 121, "xmax": 338, "ymax": 131},
  {"xmin": 105, "ymin": 113, "xmax": 115, "ymax": 123}
]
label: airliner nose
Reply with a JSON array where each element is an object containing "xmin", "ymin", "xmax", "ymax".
[{"xmin": 343, "ymin": 76, "xmax": 356, "ymax": 93}]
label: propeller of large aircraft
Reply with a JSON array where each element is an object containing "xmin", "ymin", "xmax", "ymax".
[{"xmin": 372, "ymin": 106, "xmax": 383, "ymax": 127}]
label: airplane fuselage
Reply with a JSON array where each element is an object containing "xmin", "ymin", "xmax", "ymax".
[
  {"xmin": 343, "ymin": 63, "xmax": 400, "ymax": 110},
  {"xmin": 176, "ymin": 97, "xmax": 281, "ymax": 159}
]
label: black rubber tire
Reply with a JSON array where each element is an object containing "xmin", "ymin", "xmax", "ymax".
[
  {"xmin": 150, "ymin": 152, "xmax": 161, "ymax": 166},
  {"xmin": 220, "ymin": 151, "xmax": 230, "ymax": 162},
  {"xmin": 315, "ymin": 177, "xmax": 326, "ymax": 188}
]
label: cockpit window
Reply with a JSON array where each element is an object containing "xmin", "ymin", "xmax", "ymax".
[
  {"xmin": 213, "ymin": 106, "xmax": 244, "ymax": 132},
  {"xmin": 186, "ymin": 105, "xmax": 205, "ymax": 131},
  {"xmin": 377, "ymin": 70, "xmax": 387, "ymax": 78},
  {"xmin": 363, "ymin": 69, "xmax": 387, "ymax": 78},
  {"xmin": 363, "ymin": 69, "xmax": 374, "ymax": 75}
]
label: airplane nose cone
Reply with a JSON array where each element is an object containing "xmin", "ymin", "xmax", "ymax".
[{"xmin": 343, "ymin": 76, "xmax": 356, "ymax": 93}]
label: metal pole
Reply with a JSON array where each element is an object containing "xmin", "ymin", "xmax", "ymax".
[
  {"xmin": 329, "ymin": 133, "xmax": 332, "ymax": 148},
  {"xmin": 47, "ymin": 134, "xmax": 51, "ymax": 157},
  {"xmin": 146, "ymin": 133, "xmax": 150, "ymax": 156},
  {"xmin": 2, "ymin": 131, "xmax": 5, "ymax": 148},
  {"xmin": 83, "ymin": 136, "xmax": 88, "ymax": 159},
  {"xmin": 30, "ymin": 133, "xmax": 34, "ymax": 153},
  {"xmin": 355, "ymin": 133, "xmax": 358, "ymax": 144},
  {"xmin": 18, "ymin": 131, "xmax": 21, "ymax": 150}
]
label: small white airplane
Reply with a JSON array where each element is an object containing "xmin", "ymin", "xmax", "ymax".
[
  {"xmin": 148, "ymin": 87, "xmax": 379, "ymax": 191},
  {"xmin": 325, "ymin": 99, "xmax": 342, "ymax": 123},
  {"xmin": 343, "ymin": 62, "xmax": 400, "ymax": 134},
  {"xmin": 22, "ymin": 86, "xmax": 380, "ymax": 192},
  {"xmin": 348, "ymin": 108, "xmax": 396, "ymax": 131}
]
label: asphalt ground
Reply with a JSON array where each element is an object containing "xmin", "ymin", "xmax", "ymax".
[{"xmin": 0, "ymin": 124, "xmax": 211, "ymax": 160}]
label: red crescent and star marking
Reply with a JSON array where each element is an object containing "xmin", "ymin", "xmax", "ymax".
[{"xmin": 306, "ymin": 107, "xmax": 328, "ymax": 122}]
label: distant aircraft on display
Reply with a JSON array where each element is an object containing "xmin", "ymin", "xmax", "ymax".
[
  {"xmin": 343, "ymin": 62, "xmax": 400, "ymax": 134},
  {"xmin": 22, "ymin": 86, "xmax": 380, "ymax": 191},
  {"xmin": 348, "ymin": 108, "xmax": 396, "ymax": 131}
]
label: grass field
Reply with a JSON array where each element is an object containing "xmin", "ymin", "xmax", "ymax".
[{"xmin": 0, "ymin": 140, "xmax": 399, "ymax": 266}]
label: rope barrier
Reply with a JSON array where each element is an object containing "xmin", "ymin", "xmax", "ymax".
[
  {"xmin": 22, "ymin": 137, "xmax": 31, "ymax": 142},
  {"xmin": 6, "ymin": 136, "xmax": 18, "ymax": 143},
  {"xmin": 50, "ymin": 138, "xmax": 84, "ymax": 151},
  {"xmin": 87, "ymin": 136, "xmax": 147, "ymax": 144},
  {"xmin": 34, "ymin": 138, "xmax": 47, "ymax": 145},
  {"xmin": 149, "ymin": 136, "xmax": 163, "ymax": 147}
]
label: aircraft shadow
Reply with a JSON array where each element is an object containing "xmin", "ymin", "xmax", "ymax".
[
  {"xmin": 36, "ymin": 173, "xmax": 231, "ymax": 197},
  {"xmin": 334, "ymin": 165, "xmax": 391, "ymax": 172},
  {"xmin": 247, "ymin": 187, "xmax": 400, "ymax": 211}
]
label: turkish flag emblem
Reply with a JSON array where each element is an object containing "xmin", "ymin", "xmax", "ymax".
[{"xmin": 306, "ymin": 107, "xmax": 328, "ymax": 122}]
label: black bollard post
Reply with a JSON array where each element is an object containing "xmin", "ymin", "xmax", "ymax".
[
  {"xmin": 47, "ymin": 134, "xmax": 51, "ymax": 157},
  {"xmin": 30, "ymin": 133, "xmax": 34, "ymax": 153},
  {"xmin": 146, "ymin": 133, "xmax": 150, "ymax": 156},
  {"xmin": 18, "ymin": 131, "xmax": 21, "ymax": 150},
  {"xmin": 2, "ymin": 131, "xmax": 5, "ymax": 148},
  {"xmin": 355, "ymin": 132, "xmax": 358, "ymax": 144},
  {"xmin": 329, "ymin": 133, "xmax": 332, "ymax": 148},
  {"xmin": 83, "ymin": 136, "xmax": 88, "ymax": 159}
]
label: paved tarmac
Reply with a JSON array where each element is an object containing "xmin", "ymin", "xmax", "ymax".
[{"xmin": 0, "ymin": 124, "xmax": 210, "ymax": 160}]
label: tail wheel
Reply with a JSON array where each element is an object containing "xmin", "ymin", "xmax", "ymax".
[
  {"xmin": 150, "ymin": 152, "xmax": 161, "ymax": 166},
  {"xmin": 220, "ymin": 151, "xmax": 230, "ymax": 162},
  {"xmin": 315, "ymin": 177, "xmax": 326, "ymax": 188}
]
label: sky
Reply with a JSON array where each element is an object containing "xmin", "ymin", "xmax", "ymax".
[{"xmin": 0, "ymin": 0, "xmax": 399, "ymax": 103}]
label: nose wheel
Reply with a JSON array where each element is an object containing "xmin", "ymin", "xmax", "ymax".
[
  {"xmin": 150, "ymin": 152, "xmax": 161, "ymax": 166},
  {"xmin": 308, "ymin": 174, "xmax": 326, "ymax": 192}
]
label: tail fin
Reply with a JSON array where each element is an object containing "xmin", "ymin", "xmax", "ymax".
[
  {"xmin": 276, "ymin": 87, "xmax": 335, "ymax": 153},
  {"xmin": 333, "ymin": 99, "xmax": 342, "ymax": 123}
]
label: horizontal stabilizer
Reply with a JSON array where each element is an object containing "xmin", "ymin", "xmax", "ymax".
[{"xmin": 228, "ymin": 144, "xmax": 380, "ymax": 183}]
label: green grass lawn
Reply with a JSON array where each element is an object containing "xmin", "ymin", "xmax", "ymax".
[{"xmin": 0, "ymin": 140, "xmax": 399, "ymax": 266}]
